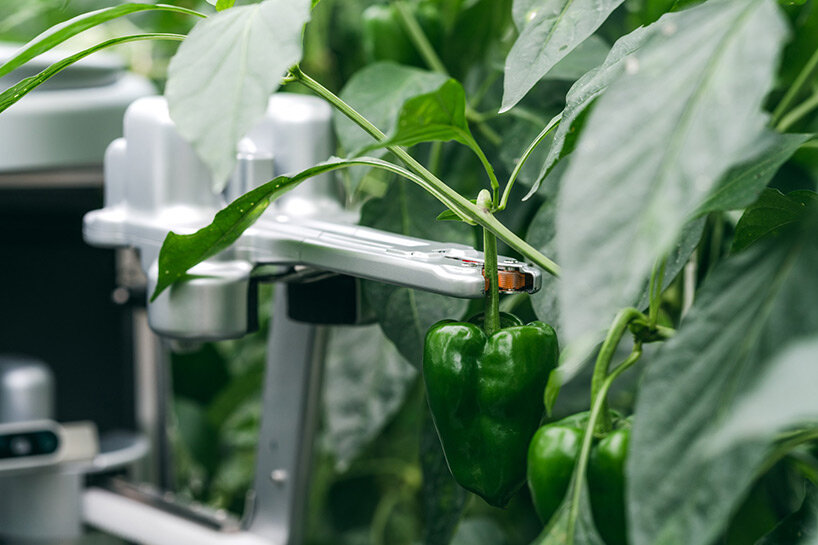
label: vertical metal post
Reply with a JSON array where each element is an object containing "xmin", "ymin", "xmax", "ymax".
[{"xmin": 243, "ymin": 287, "xmax": 326, "ymax": 545}]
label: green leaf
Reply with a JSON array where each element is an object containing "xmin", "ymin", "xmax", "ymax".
[
  {"xmin": 501, "ymin": 0, "xmax": 626, "ymax": 112},
  {"xmin": 321, "ymin": 325, "xmax": 418, "ymax": 471},
  {"xmin": 695, "ymin": 132, "xmax": 813, "ymax": 217},
  {"xmin": 165, "ymin": 0, "xmax": 311, "ymax": 189},
  {"xmin": 362, "ymin": 79, "xmax": 474, "ymax": 153},
  {"xmin": 627, "ymin": 212, "xmax": 818, "ymax": 545},
  {"xmin": 526, "ymin": 161, "xmax": 703, "ymax": 331},
  {"xmin": 0, "ymin": 34, "xmax": 185, "ymax": 115},
  {"xmin": 361, "ymin": 181, "xmax": 473, "ymax": 367},
  {"xmin": 633, "ymin": 217, "xmax": 706, "ymax": 310},
  {"xmin": 544, "ymin": 35, "xmax": 610, "ymax": 82},
  {"xmin": 335, "ymin": 62, "xmax": 448, "ymax": 157},
  {"xmin": 421, "ymin": 408, "xmax": 468, "ymax": 545},
  {"xmin": 0, "ymin": 3, "xmax": 203, "ymax": 80},
  {"xmin": 215, "ymin": 0, "xmax": 236, "ymax": 11},
  {"xmin": 151, "ymin": 156, "xmax": 409, "ymax": 301},
  {"xmin": 707, "ymin": 334, "xmax": 818, "ymax": 452},
  {"xmin": 732, "ymin": 189, "xmax": 818, "ymax": 253},
  {"xmin": 555, "ymin": 0, "xmax": 788, "ymax": 362},
  {"xmin": 528, "ymin": 23, "xmax": 655, "ymax": 199}
]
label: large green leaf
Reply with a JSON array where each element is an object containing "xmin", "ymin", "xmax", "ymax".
[
  {"xmin": 335, "ymin": 62, "xmax": 448, "ymax": 156},
  {"xmin": 527, "ymin": 23, "xmax": 655, "ymax": 199},
  {"xmin": 695, "ymin": 132, "xmax": 813, "ymax": 217},
  {"xmin": 544, "ymin": 35, "xmax": 610, "ymax": 82},
  {"xmin": 707, "ymin": 335, "xmax": 818, "ymax": 452},
  {"xmin": 361, "ymin": 180, "xmax": 473, "ymax": 367},
  {"xmin": 321, "ymin": 325, "xmax": 417, "ymax": 471},
  {"xmin": 165, "ymin": 0, "xmax": 311, "ymax": 189},
  {"xmin": 555, "ymin": 0, "xmax": 788, "ymax": 360},
  {"xmin": 627, "ymin": 212, "xmax": 818, "ymax": 545},
  {"xmin": 501, "ymin": 0, "xmax": 626, "ymax": 112}
]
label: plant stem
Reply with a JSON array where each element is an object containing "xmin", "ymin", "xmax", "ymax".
[
  {"xmin": 508, "ymin": 106, "xmax": 549, "ymax": 127},
  {"xmin": 566, "ymin": 344, "xmax": 642, "ymax": 542},
  {"xmin": 392, "ymin": 0, "xmax": 447, "ymax": 74},
  {"xmin": 289, "ymin": 66, "xmax": 561, "ymax": 277},
  {"xmin": 648, "ymin": 257, "xmax": 667, "ymax": 327},
  {"xmin": 467, "ymin": 135, "xmax": 500, "ymax": 207},
  {"xmin": 499, "ymin": 113, "xmax": 561, "ymax": 210},
  {"xmin": 772, "ymin": 45, "xmax": 818, "ymax": 127},
  {"xmin": 758, "ymin": 428, "xmax": 818, "ymax": 478},
  {"xmin": 483, "ymin": 226, "xmax": 501, "ymax": 336},
  {"xmin": 777, "ymin": 88, "xmax": 818, "ymax": 132},
  {"xmin": 428, "ymin": 142, "xmax": 443, "ymax": 176},
  {"xmin": 590, "ymin": 308, "xmax": 644, "ymax": 434}
]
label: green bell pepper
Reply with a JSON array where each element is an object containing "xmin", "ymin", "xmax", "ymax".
[
  {"xmin": 527, "ymin": 413, "xmax": 630, "ymax": 545},
  {"xmin": 423, "ymin": 311, "xmax": 559, "ymax": 507}
]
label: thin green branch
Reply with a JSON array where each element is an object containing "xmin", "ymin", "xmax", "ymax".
[
  {"xmin": 466, "ymin": 135, "xmax": 501, "ymax": 207},
  {"xmin": 648, "ymin": 257, "xmax": 667, "ymax": 327},
  {"xmin": 772, "ymin": 45, "xmax": 818, "ymax": 127},
  {"xmin": 758, "ymin": 428, "xmax": 818, "ymax": 479},
  {"xmin": 777, "ymin": 89, "xmax": 818, "ymax": 132},
  {"xmin": 499, "ymin": 113, "xmax": 561, "ymax": 210},
  {"xmin": 474, "ymin": 121, "xmax": 503, "ymax": 146},
  {"xmin": 590, "ymin": 308, "xmax": 645, "ymax": 434},
  {"xmin": 507, "ymin": 106, "xmax": 549, "ymax": 127},
  {"xmin": 289, "ymin": 66, "xmax": 561, "ymax": 277},
  {"xmin": 392, "ymin": 0, "xmax": 447, "ymax": 75}
]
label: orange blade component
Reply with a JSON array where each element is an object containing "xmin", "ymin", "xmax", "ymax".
[{"xmin": 483, "ymin": 268, "xmax": 535, "ymax": 293}]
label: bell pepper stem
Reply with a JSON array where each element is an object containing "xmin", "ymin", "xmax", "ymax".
[
  {"xmin": 590, "ymin": 308, "xmax": 645, "ymax": 434},
  {"xmin": 648, "ymin": 257, "xmax": 667, "ymax": 327},
  {"xmin": 479, "ymin": 190, "xmax": 500, "ymax": 335},
  {"xmin": 392, "ymin": 0, "xmax": 447, "ymax": 75},
  {"xmin": 483, "ymin": 232, "xmax": 500, "ymax": 336},
  {"xmin": 566, "ymin": 343, "xmax": 642, "ymax": 542}
]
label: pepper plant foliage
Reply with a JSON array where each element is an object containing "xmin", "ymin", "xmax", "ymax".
[{"xmin": 3, "ymin": 0, "xmax": 818, "ymax": 543}]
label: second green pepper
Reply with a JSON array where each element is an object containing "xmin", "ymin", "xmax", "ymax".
[
  {"xmin": 423, "ymin": 312, "xmax": 558, "ymax": 507},
  {"xmin": 527, "ymin": 413, "xmax": 630, "ymax": 545}
]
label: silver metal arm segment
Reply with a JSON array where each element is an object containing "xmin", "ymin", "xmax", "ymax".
[{"xmin": 83, "ymin": 94, "xmax": 540, "ymax": 340}]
